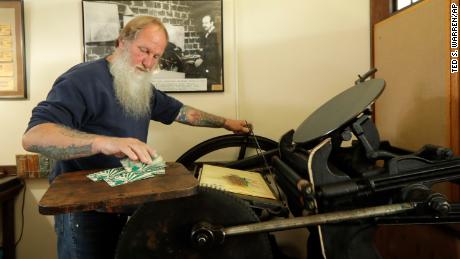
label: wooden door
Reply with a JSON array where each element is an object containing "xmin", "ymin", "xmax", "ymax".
[{"xmin": 372, "ymin": 0, "xmax": 460, "ymax": 258}]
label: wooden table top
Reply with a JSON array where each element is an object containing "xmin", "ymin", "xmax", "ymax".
[{"xmin": 39, "ymin": 162, "xmax": 198, "ymax": 215}]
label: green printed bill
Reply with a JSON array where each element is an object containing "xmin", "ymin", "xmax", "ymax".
[{"xmin": 87, "ymin": 156, "xmax": 166, "ymax": 187}]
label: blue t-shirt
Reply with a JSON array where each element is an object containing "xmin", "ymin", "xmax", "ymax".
[{"xmin": 27, "ymin": 58, "xmax": 183, "ymax": 181}]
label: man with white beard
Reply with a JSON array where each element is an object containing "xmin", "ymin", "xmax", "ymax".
[{"xmin": 22, "ymin": 16, "xmax": 251, "ymax": 259}]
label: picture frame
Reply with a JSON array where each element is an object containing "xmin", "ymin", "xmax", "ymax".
[
  {"xmin": 0, "ymin": 0, "xmax": 26, "ymax": 99},
  {"xmin": 82, "ymin": 0, "xmax": 224, "ymax": 93}
]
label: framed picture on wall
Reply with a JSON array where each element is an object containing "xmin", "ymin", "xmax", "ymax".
[
  {"xmin": 82, "ymin": 0, "xmax": 224, "ymax": 93},
  {"xmin": 0, "ymin": 0, "xmax": 26, "ymax": 99}
]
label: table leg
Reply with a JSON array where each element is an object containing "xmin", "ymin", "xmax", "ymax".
[{"xmin": 3, "ymin": 199, "xmax": 15, "ymax": 259}]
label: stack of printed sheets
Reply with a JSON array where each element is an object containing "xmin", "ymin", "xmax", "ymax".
[{"xmin": 87, "ymin": 156, "xmax": 166, "ymax": 187}]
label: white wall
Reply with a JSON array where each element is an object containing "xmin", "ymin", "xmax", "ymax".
[
  {"xmin": 0, "ymin": 0, "xmax": 369, "ymax": 258},
  {"xmin": 237, "ymin": 1, "xmax": 371, "ymax": 139}
]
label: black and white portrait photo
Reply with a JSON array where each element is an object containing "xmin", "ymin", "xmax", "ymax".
[{"xmin": 83, "ymin": 0, "xmax": 223, "ymax": 92}]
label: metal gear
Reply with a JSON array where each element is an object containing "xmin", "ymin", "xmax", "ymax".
[{"xmin": 115, "ymin": 187, "xmax": 274, "ymax": 259}]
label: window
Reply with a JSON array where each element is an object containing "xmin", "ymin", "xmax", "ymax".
[{"xmin": 393, "ymin": 0, "xmax": 421, "ymax": 12}]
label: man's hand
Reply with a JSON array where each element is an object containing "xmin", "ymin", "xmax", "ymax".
[
  {"xmin": 194, "ymin": 58, "xmax": 203, "ymax": 67},
  {"xmin": 223, "ymin": 119, "xmax": 252, "ymax": 134},
  {"xmin": 93, "ymin": 136, "xmax": 156, "ymax": 164}
]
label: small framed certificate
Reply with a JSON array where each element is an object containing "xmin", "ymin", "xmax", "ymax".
[{"xmin": 0, "ymin": 0, "xmax": 26, "ymax": 99}]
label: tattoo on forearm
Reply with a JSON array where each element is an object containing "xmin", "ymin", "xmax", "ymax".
[
  {"xmin": 57, "ymin": 124, "xmax": 94, "ymax": 139},
  {"xmin": 28, "ymin": 144, "xmax": 93, "ymax": 160},
  {"xmin": 176, "ymin": 106, "xmax": 225, "ymax": 127}
]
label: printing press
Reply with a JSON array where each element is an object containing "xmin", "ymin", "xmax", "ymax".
[{"xmin": 40, "ymin": 70, "xmax": 460, "ymax": 259}]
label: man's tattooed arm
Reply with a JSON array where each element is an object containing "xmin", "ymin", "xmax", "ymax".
[
  {"xmin": 175, "ymin": 105, "xmax": 226, "ymax": 127},
  {"xmin": 175, "ymin": 105, "xmax": 252, "ymax": 134},
  {"xmin": 23, "ymin": 123, "xmax": 97, "ymax": 160},
  {"xmin": 28, "ymin": 144, "xmax": 93, "ymax": 160},
  {"xmin": 23, "ymin": 123, "xmax": 157, "ymax": 163}
]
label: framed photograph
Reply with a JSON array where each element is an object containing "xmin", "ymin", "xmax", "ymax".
[
  {"xmin": 0, "ymin": 0, "xmax": 26, "ymax": 99},
  {"xmin": 82, "ymin": 0, "xmax": 224, "ymax": 93}
]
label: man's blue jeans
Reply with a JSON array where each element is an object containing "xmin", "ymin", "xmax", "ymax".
[{"xmin": 54, "ymin": 211, "xmax": 127, "ymax": 259}]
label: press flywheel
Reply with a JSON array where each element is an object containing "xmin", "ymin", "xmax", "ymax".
[{"xmin": 115, "ymin": 187, "xmax": 274, "ymax": 259}]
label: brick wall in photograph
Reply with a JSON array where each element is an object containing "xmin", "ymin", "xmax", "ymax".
[{"xmin": 85, "ymin": 1, "xmax": 201, "ymax": 61}]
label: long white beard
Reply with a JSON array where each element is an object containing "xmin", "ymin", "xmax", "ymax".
[{"xmin": 109, "ymin": 49, "xmax": 154, "ymax": 119}]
